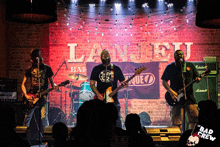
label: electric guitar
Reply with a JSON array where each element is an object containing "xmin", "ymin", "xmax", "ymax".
[
  {"xmin": 165, "ymin": 69, "xmax": 210, "ymax": 106},
  {"xmin": 95, "ymin": 66, "xmax": 147, "ymax": 103},
  {"xmin": 25, "ymin": 80, "xmax": 70, "ymax": 109}
]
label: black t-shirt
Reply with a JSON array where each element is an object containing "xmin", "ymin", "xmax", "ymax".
[
  {"xmin": 90, "ymin": 64, "xmax": 125, "ymax": 104},
  {"xmin": 25, "ymin": 63, "xmax": 54, "ymax": 93},
  {"xmin": 161, "ymin": 61, "xmax": 199, "ymax": 104},
  {"xmin": 178, "ymin": 123, "xmax": 220, "ymax": 147}
]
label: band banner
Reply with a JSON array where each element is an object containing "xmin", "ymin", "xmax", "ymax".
[{"xmin": 86, "ymin": 62, "xmax": 159, "ymax": 99}]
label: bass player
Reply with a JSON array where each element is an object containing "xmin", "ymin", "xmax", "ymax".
[
  {"xmin": 161, "ymin": 50, "xmax": 201, "ymax": 131},
  {"xmin": 90, "ymin": 49, "xmax": 128, "ymax": 128},
  {"xmin": 21, "ymin": 49, "xmax": 58, "ymax": 145}
]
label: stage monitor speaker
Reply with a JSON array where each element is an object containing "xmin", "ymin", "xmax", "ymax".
[{"xmin": 145, "ymin": 126, "xmax": 181, "ymax": 142}]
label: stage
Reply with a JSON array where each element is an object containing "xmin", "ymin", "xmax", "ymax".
[{"xmin": 15, "ymin": 125, "xmax": 181, "ymax": 147}]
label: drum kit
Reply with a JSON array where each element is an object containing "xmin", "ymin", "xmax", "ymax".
[{"xmin": 52, "ymin": 73, "xmax": 95, "ymax": 126}]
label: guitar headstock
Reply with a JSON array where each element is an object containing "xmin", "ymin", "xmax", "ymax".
[
  {"xmin": 60, "ymin": 80, "xmax": 70, "ymax": 86},
  {"xmin": 135, "ymin": 66, "xmax": 147, "ymax": 75}
]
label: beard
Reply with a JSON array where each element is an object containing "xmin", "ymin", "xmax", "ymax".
[{"xmin": 101, "ymin": 59, "xmax": 110, "ymax": 65}]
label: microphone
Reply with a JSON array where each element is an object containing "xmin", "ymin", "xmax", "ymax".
[
  {"xmin": 64, "ymin": 58, "xmax": 68, "ymax": 69},
  {"xmin": 106, "ymin": 57, "xmax": 110, "ymax": 63},
  {"xmin": 179, "ymin": 57, "xmax": 183, "ymax": 62}
]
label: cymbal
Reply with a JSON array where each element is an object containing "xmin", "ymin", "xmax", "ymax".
[{"xmin": 68, "ymin": 73, "xmax": 88, "ymax": 80}]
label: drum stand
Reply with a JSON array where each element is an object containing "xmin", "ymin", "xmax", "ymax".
[
  {"xmin": 121, "ymin": 88, "xmax": 129, "ymax": 130},
  {"xmin": 52, "ymin": 58, "xmax": 68, "ymax": 125},
  {"xmin": 53, "ymin": 86, "xmax": 67, "ymax": 124},
  {"xmin": 67, "ymin": 81, "xmax": 78, "ymax": 126}
]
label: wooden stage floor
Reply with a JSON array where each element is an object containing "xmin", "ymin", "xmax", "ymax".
[{"xmin": 15, "ymin": 125, "xmax": 181, "ymax": 142}]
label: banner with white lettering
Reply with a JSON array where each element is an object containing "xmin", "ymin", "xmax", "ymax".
[{"xmin": 86, "ymin": 62, "xmax": 159, "ymax": 99}]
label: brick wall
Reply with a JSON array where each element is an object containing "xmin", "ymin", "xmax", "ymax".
[
  {"xmin": 4, "ymin": 4, "xmax": 220, "ymax": 126},
  {"xmin": 0, "ymin": 0, "xmax": 8, "ymax": 78}
]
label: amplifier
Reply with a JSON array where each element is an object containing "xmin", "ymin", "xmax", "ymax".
[
  {"xmin": 0, "ymin": 78, "xmax": 17, "ymax": 102},
  {"xmin": 192, "ymin": 61, "xmax": 219, "ymax": 75}
]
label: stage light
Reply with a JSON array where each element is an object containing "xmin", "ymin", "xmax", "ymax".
[
  {"xmin": 196, "ymin": 0, "xmax": 220, "ymax": 28},
  {"xmin": 89, "ymin": 4, "xmax": 95, "ymax": 7},
  {"xmin": 6, "ymin": 0, "xmax": 57, "ymax": 24},
  {"xmin": 142, "ymin": 3, "xmax": 149, "ymax": 8},
  {"xmin": 115, "ymin": 3, "xmax": 121, "ymax": 8}
]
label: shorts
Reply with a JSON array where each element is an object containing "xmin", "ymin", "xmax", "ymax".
[{"xmin": 170, "ymin": 102, "xmax": 198, "ymax": 126}]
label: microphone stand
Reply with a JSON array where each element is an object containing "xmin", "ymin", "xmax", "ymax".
[
  {"xmin": 180, "ymin": 60, "xmax": 187, "ymax": 133},
  {"xmin": 53, "ymin": 60, "xmax": 66, "ymax": 79},
  {"xmin": 52, "ymin": 59, "xmax": 67, "ymax": 125},
  {"xmin": 37, "ymin": 57, "xmax": 43, "ymax": 145},
  {"xmin": 105, "ymin": 64, "xmax": 108, "ymax": 103},
  {"xmin": 104, "ymin": 59, "xmax": 110, "ymax": 103}
]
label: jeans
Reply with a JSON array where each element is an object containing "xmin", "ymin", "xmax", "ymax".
[
  {"xmin": 113, "ymin": 102, "xmax": 122, "ymax": 128},
  {"xmin": 24, "ymin": 100, "xmax": 49, "ymax": 145}
]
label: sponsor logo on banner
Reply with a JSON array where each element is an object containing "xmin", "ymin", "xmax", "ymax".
[{"xmin": 124, "ymin": 73, "xmax": 155, "ymax": 86}]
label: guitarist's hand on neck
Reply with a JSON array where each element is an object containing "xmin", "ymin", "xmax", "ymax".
[
  {"xmin": 195, "ymin": 77, "xmax": 201, "ymax": 83},
  {"xmin": 121, "ymin": 81, "xmax": 128, "ymax": 88}
]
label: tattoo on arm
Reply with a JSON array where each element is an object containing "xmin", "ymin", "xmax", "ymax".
[{"xmin": 90, "ymin": 80, "xmax": 100, "ymax": 95}]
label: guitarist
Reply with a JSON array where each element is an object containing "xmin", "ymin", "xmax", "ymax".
[
  {"xmin": 90, "ymin": 49, "xmax": 128, "ymax": 128},
  {"xmin": 21, "ymin": 49, "xmax": 58, "ymax": 145},
  {"xmin": 161, "ymin": 50, "xmax": 201, "ymax": 131}
]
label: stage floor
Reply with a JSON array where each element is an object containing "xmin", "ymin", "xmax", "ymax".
[{"xmin": 15, "ymin": 125, "xmax": 181, "ymax": 142}]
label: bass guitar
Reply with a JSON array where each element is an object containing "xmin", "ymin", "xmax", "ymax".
[
  {"xmin": 25, "ymin": 80, "xmax": 70, "ymax": 109},
  {"xmin": 165, "ymin": 70, "xmax": 210, "ymax": 106},
  {"xmin": 95, "ymin": 66, "xmax": 147, "ymax": 103}
]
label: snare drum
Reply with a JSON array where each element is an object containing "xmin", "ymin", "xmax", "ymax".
[{"xmin": 79, "ymin": 82, "xmax": 94, "ymax": 101}]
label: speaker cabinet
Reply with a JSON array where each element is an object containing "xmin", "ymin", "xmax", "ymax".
[
  {"xmin": 192, "ymin": 61, "xmax": 218, "ymax": 107},
  {"xmin": 193, "ymin": 75, "xmax": 218, "ymax": 106}
]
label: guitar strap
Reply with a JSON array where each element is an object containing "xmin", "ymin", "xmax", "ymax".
[
  {"xmin": 110, "ymin": 64, "xmax": 114, "ymax": 86},
  {"xmin": 183, "ymin": 62, "xmax": 186, "ymax": 72}
]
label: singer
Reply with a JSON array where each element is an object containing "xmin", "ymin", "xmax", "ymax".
[
  {"xmin": 21, "ymin": 49, "xmax": 58, "ymax": 145},
  {"xmin": 161, "ymin": 50, "xmax": 201, "ymax": 131},
  {"xmin": 90, "ymin": 49, "xmax": 127, "ymax": 128}
]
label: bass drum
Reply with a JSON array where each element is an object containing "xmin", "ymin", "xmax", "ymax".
[
  {"xmin": 73, "ymin": 98, "xmax": 84, "ymax": 113},
  {"xmin": 79, "ymin": 82, "xmax": 95, "ymax": 101},
  {"xmin": 48, "ymin": 107, "xmax": 67, "ymax": 126}
]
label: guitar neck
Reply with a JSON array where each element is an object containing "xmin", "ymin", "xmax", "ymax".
[
  {"xmin": 40, "ymin": 82, "xmax": 64, "ymax": 96},
  {"xmin": 40, "ymin": 88, "xmax": 54, "ymax": 96},
  {"xmin": 109, "ymin": 74, "xmax": 136, "ymax": 97},
  {"xmin": 179, "ymin": 72, "xmax": 208, "ymax": 93},
  {"xmin": 184, "ymin": 79, "xmax": 196, "ymax": 90}
]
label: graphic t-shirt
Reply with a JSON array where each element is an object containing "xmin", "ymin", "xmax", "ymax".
[
  {"xmin": 90, "ymin": 64, "xmax": 125, "ymax": 104},
  {"xmin": 25, "ymin": 63, "xmax": 54, "ymax": 94},
  {"xmin": 161, "ymin": 61, "xmax": 199, "ymax": 104}
]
